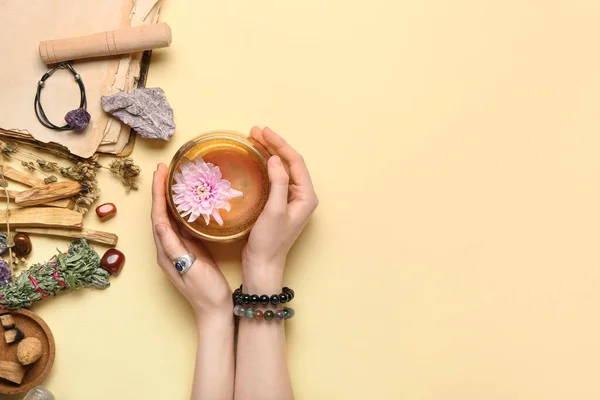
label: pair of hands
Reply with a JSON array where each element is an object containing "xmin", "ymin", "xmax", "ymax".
[{"xmin": 151, "ymin": 127, "xmax": 318, "ymax": 319}]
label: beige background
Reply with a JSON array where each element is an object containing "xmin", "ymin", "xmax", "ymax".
[{"xmin": 4, "ymin": 0, "xmax": 600, "ymax": 399}]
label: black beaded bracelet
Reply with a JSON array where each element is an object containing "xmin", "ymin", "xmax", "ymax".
[
  {"xmin": 233, "ymin": 285, "xmax": 295, "ymax": 306},
  {"xmin": 34, "ymin": 62, "xmax": 91, "ymax": 132},
  {"xmin": 234, "ymin": 305, "xmax": 295, "ymax": 321}
]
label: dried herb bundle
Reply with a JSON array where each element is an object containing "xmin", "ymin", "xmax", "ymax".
[
  {"xmin": 0, "ymin": 140, "xmax": 141, "ymax": 213},
  {"xmin": 0, "ymin": 239, "xmax": 110, "ymax": 309}
]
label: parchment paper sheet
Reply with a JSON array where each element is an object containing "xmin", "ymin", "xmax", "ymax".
[{"xmin": 0, "ymin": 0, "xmax": 160, "ymax": 157}]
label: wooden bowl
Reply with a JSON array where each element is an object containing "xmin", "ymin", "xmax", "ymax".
[{"xmin": 0, "ymin": 309, "xmax": 55, "ymax": 394}]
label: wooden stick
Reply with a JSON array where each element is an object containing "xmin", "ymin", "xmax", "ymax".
[
  {"xmin": 1, "ymin": 166, "xmax": 72, "ymax": 208},
  {"xmin": 0, "ymin": 189, "xmax": 19, "ymax": 200},
  {"xmin": 0, "ymin": 208, "xmax": 83, "ymax": 228},
  {"xmin": 40, "ymin": 22, "xmax": 172, "ymax": 64},
  {"xmin": 16, "ymin": 227, "xmax": 118, "ymax": 247},
  {"xmin": 0, "ymin": 360, "xmax": 26, "ymax": 384},
  {"xmin": 0, "ymin": 189, "xmax": 75, "ymax": 209},
  {"xmin": 1, "ymin": 166, "xmax": 42, "ymax": 187},
  {"xmin": 15, "ymin": 182, "xmax": 83, "ymax": 207}
]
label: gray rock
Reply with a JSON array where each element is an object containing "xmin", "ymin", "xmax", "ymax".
[
  {"xmin": 101, "ymin": 88, "xmax": 175, "ymax": 140},
  {"xmin": 0, "ymin": 232, "xmax": 7, "ymax": 256}
]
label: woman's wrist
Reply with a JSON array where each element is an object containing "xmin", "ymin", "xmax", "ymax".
[
  {"xmin": 242, "ymin": 261, "xmax": 285, "ymax": 293},
  {"xmin": 195, "ymin": 308, "xmax": 234, "ymax": 328}
]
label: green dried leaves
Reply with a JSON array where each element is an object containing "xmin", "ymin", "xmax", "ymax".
[{"xmin": 0, "ymin": 239, "xmax": 110, "ymax": 309}]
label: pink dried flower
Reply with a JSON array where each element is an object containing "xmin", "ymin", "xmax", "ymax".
[{"xmin": 172, "ymin": 157, "xmax": 243, "ymax": 226}]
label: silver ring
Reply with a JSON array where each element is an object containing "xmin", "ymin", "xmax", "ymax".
[{"xmin": 173, "ymin": 253, "xmax": 195, "ymax": 275}]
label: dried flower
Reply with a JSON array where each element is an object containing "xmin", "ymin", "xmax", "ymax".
[
  {"xmin": 5, "ymin": 233, "xmax": 14, "ymax": 248},
  {"xmin": 36, "ymin": 159, "xmax": 59, "ymax": 172},
  {"xmin": 44, "ymin": 175, "xmax": 58, "ymax": 184},
  {"xmin": 172, "ymin": 157, "xmax": 243, "ymax": 226},
  {"xmin": 0, "ymin": 141, "xmax": 18, "ymax": 157},
  {"xmin": 20, "ymin": 161, "xmax": 36, "ymax": 171},
  {"xmin": 109, "ymin": 158, "xmax": 141, "ymax": 192}
]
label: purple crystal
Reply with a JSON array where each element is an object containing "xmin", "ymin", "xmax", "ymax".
[
  {"xmin": 64, "ymin": 108, "xmax": 91, "ymax": 131},
  {"xmin": 0, "ymin": 260, "xmax": 11, "ymax": 286}
]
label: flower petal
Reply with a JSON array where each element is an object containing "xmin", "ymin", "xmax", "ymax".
[
  {"xmin": 229, "ymin": 188, "xmax": 243, "ymax": 198},
  {"xmin": 173, "ymin": 156, "xmax": 244, "ymax": 226},
  {"xmin": 212, "ymin": 209, "xmax": 224, "ymax": 226}
]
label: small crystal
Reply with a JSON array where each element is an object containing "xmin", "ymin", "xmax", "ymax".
[
  {"xmin": 13, "ymin": 233, "xmax": 32, "ymax": 257},
  {"xmin": 24, "ymin": 386, "xmax": 55, "ymax": 400},
  {"xmin": 0, "ymin": 260, "xmax": 11, "ymax": 286},
  {"xmin": 64, "ymin": 108, "xmax": 91, "ymax": 131},
  {"xmin": 95, "ymin": 202, "xmax": 117, "ymax": 221},
  {"xmin": 100, "ymin": 248, "xmax": 125, "ymax": 275}
]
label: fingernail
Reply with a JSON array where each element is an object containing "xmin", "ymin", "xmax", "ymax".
[
  {"xmin": 271, "ymin": 155, "xmax": 281, "ymax": 165},
  {"xmin": 155, "ymin": 224, "xmax": 167, "ymax": 235}
]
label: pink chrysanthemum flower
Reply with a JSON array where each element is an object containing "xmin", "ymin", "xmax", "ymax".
[{"xmin": 172, "ymin": 157, "xmax": 243, "ymax": 226}]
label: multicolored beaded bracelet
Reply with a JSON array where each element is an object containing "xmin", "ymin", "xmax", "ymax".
[
  {"xmin": 233, "ymin": 305, "xmax": 295, "ymax": 321},
  {"xmin": 233, "ymin": 285, "xmax": 295, "ymax": 306}
]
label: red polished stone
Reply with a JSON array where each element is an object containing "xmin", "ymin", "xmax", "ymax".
[
  {"xmin": 254, "ymin": 310, "xmax": 264, "ymax": 320},
  {"xmin": 100, "ymin": 248, "xmax": 125, "ymax": 275},
  {"xmin": 13, "ymin": 233, "xmax": 32, "ymax": 257},
  {"xmin": 95, "ymin": 203, "xmax": 117, "ymax": 221}
]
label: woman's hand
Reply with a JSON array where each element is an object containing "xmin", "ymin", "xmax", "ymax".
[
  {"xmin": 242, "ymin": 126, "xmax": 319, "ymax": 290},
  {"xmin": 151, "ymin": 163, "xmax": 232, "ymax": 320}
]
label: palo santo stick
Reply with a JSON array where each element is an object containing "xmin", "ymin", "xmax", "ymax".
[
  {"xmin": 0, "ymin": 189, "xmax": 74, "ymax": 209},
  {"xmin": 15, "ymin": 182, "xmax": 83, "ymax": 207},
  {"xmin": 16, "ymin": 227, "xmax": 118, "ymax": 247},
  {"xmin": 0, "ymin": 190, "xmax": 19, "ymax": 200},
  {"xmin": 1, "ymin": 166, "xmax": 72, "ymax": 208},
  {"xmin": 0, "ymin": 360, "xmax": 26, "ymax": 384},
  {"xmin": 1, "ymin": 166, "xmax": 41, "ymax": 187},
  {"xmin": 0, "ymin": 207, "xmax": 83, "ymax": 229},
  {"xmin": 40, "ymin": 198, "xmax": 72, "ymax": 209}
]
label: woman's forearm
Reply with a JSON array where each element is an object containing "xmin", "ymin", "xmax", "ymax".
[
  {"xmin": 234, "ymin": 267, "xmax": 294, "ymax": 400},
  {"xmin": 192, "ymin": 313, "xmax": 235, "ymax": 400}
]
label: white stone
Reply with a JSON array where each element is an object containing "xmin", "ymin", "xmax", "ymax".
[
  {"xmin": 101, "ymin": 88, "xmax": 176, "ymax": 140},
  {"xmin": 24, "ymin": 386, "xmax": 55, "ymax": 400}
]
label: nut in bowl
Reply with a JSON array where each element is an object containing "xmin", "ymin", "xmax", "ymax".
[
  {"xmin": 0, "ymin": 309, "xmax": 55, "ymax": 395},
  {"xmin": 167, "ymin": 131, "xmax": 270, "ymax": 242}
]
